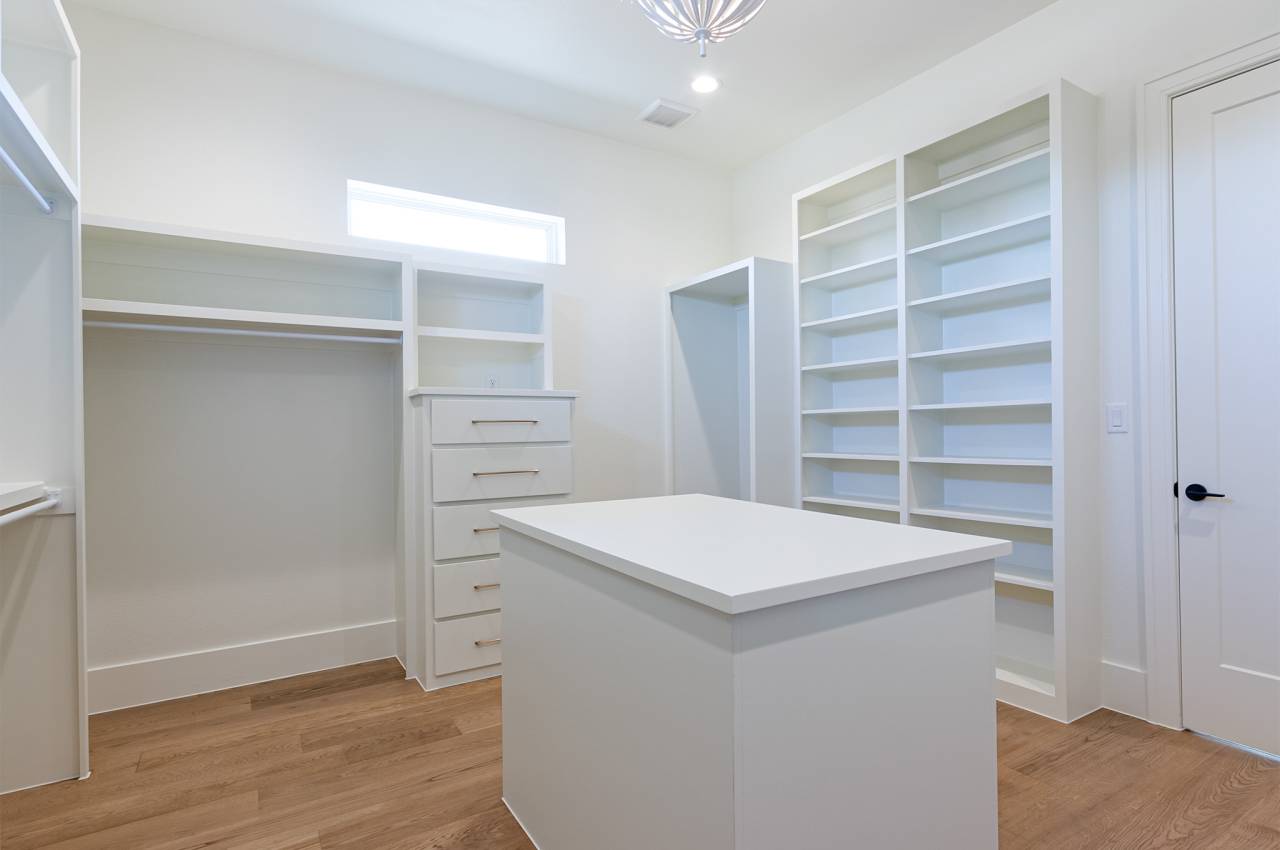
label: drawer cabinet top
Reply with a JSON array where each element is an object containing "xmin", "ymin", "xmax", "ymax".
[{"xmin": 411, "ymin": 387, "xmax": 578, "ymax": 399}]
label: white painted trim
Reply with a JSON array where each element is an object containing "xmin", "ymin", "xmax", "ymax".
[
  {"xmin": 1100, "ymin": 659, "xmax": 1148, "ymax": 720},
  {"xmin": 1137, "ymin": 33, "xmax": 1280, "ymax": 730},
  {"xmin": 87, "ymin": 620, "xmax": 398, "ymax": 713},
  {"xmin": 421, "ymin": 668, "xmax": 501, "ymax": 693}
]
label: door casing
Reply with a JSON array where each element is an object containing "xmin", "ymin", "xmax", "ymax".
[{"xmin": 1138, "ymin": 33, "xmax": 1280, "ymax": 731}]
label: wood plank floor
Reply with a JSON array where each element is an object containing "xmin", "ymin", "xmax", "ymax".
[{"xmin": 3, "ymin": 660, "xmax": 1280, "ymax": 849}]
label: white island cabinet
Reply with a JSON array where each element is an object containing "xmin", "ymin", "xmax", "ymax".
[{"xmin": 494, "ymin": 494, "xmax": 1011, "ymax": 850}]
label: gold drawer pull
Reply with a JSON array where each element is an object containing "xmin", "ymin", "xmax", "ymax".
[
  {"xmin": 473, "ymin": 526, "xmax": 500, "ymax": 533},
  {"xmin": 474, "ymin": 638, "xmax": 502, "ymax": 647},
  {"xmin": 473, "ymin": 469, "xmax": 539, "ymax": 477},
  {"xmin": 473, "ymin": 582, "xmax": 501, "ymax": 591},
  {"xmin": 472, "ymin": 419, "xmax": 539, "ymax": 424}
]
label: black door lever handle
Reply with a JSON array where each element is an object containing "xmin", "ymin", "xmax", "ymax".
[{"xmin": 1185, "ymin": 483, "xmax": 1226, "ymax": 501}]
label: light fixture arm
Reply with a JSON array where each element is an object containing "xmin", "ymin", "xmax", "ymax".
[{"xmin": 632, "ymin": 0, "xmax": 769, "ymax": 58}]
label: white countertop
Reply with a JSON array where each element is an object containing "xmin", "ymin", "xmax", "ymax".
[{"xmin": 493, "ymin": 494, "xmax": 1011, "ymax": 614}]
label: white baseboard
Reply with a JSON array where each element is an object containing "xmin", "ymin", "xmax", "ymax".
[
  {"xmin": 1100, "ymin": 659, "xmax": 1149, "ymax": 720},
  {"xmin": 88, "ymin": 619, "xmax": 398, "ymax": 713}
]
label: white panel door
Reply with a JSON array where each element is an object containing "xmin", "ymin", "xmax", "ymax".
[{"xmin": 1175, "ymin": 60, "xmax": 1280, "ymax": 754}]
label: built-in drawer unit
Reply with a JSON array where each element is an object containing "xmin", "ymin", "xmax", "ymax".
[
  {"xmin": 434, "ymin": 612, "xmax": 503, "ymax": 675},
  {"xmin": 431, "ymin": 398, "xmax": 572, "ymax": 445},
  {"xmin": 413, "ymin": 388, "xmax": 576, "ymax": 690},
  {"xmin": 432, "ymin": 445, "xmax": 573, "ymax": 503},
  {"xmin": 434, "ymin": 559, "xmax": 502, "ymax": 618}
]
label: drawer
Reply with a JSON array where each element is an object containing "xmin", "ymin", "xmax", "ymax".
[
  {"xmin": 431, "ymin": 398, "xmax": 571, "ymax": 445},
  {"xmin": 434, "ymin": 558, "xmax": 502, "ymax": 618},
  {"xmin": 432, "ymin": 445, "xmax": 572, "ymax": 503},
  {"xmin": 434, "ymin": 612, "xmax": 502, "ymax": 675},
  {"xmin": 433, "ymin": 499, "xmax": 566, "ymax": 560}
]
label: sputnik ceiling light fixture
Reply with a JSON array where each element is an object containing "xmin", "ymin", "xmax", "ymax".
[{"xmin": 631, "ymin": 0, "xmax": 769, "ymax": 58}]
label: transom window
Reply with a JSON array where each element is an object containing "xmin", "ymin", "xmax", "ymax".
[{"xmin": 347, "ymin": 180, "xmax": 565, "ymax": 264}]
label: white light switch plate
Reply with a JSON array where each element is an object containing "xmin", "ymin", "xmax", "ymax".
[{"xmin": 1106, "ymin": 403, "xmax": 1128, "ymax": 434}]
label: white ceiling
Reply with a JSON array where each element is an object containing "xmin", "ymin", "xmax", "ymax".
[{"xmin": 71, "ymin": 0, "xmax": 1057, "ymax": 170}]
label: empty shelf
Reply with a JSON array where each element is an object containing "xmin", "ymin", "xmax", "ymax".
[
  {"xmin": 909, "ymin": 276, "xmax": 1050, "ymax": 313},
  {"xmin": 82, "ymin": 298, "xmax": 404, "ymax": 338},
  {"xmin": 804, "ymin": 453, "xmax": 899, "ymax": 463},
  {"xmin": 908, "ymin": 148, "xmax": 1049, "ymax": 207},
  {"xmin": 907, "ymin": 213, "xmax": 1050, "ymax": 263},
  {"xmin": 803, "ymin": 406, "xmax": 899, "ymax": 416},
  {"xmin": 801, "ymin": 306, "xmax": 897, "ymax": 333},
  {"xmin": 800, "ymin": 256, "xmax": 897, "ymax": 289},
  {"xmin": 0, "ymin": 77, "xmax": 79, "ymax": 204},
  {"xmin": 417, "ymin": 326, "xmax": 545, "ymax": 345},
  {"xmin": 910, "ymin": 400, "xmax": 1050, "ymax": 412},
  {"xmin": 911, "ymin": 505, "xmax": 1053, "ymax": 529},
  {"xmin": 909, "ymin": 338, "xmax": 1050, "ymax": 363},
  {"xmin": 800, "ymin": 202, "xmax": 896, "ymax": 246},
  {"xmin": 910, "ymin": 456, "xmax": 1052, "ymax": 468},
  {"xmin": 803, "ymin": 495, "xmax": 900, "ymax": 512},
  {"xmin": 995, "ymin": 564, "xmax": 1055, "ymax": 592},
  {"xmin": 0, "ymin": 482, "xmax": 47, "ymax": 513},
  {"xmin": 802, "ymin": 355, "xmax": 898, "ymax": 375}
]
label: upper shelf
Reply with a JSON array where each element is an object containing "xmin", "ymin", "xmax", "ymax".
[
  {"xmin": 797, "ymin": 160, "xmax": 897, "ymax": 240},
  {"xmin": 909, "ymin": 337, "xmax": 1051, "ymax": 364},
  {"xmin": 801, "ymin": 354, "xmax": 898, "ymax": 376},
  {"xmin": 909, "ymin": 276, "xmax": 1050, "ymax": 313},
  {"xmin": 82, "ymin": 221, "xmax": 407, "ymax": 328},
  {"xmin": 0, "ymin": 481, "xmax": 47, "ymax": 512},
  {"xmin": 417, "ymin": 325, "xmax": 544, "ymax": 345},
  {"xmin": 800, "ymin": 255, "xmax": 896, "ymax": 289},
  {"xmin": 82, "ymin": 298, "xmax": 405, "ymax": 339},
  {"xmin": 0, "ymin": 0, "xmax": 79, "ymax": 203},
  {"xmin": 801, "ymin": 305, "xmax": 896, "ymax": 334},
  {"xmin": 908, "ymin": 148, "xmax": 1049, "ymax": 208},
  {"xmin": 908, "ymin": 213, "xmax": 1051, "ymax": 264},
  {"xmin": 799, "ymin": 203, "xmax": 895, "ymax": 247},
  {"xmin": 418, "ymin": 268, "xmax": 544, "ymax": 335},
  {"xmin": 0, "ymin": 72, "xmax": 76, "ymax": 207}
]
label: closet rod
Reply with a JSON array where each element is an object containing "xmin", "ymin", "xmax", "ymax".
[
  {"xmin": 0, "ymin": 144, "xmax": 54, "ymax": 215},
  {"xmin": 0, "ymin": 492, "xmax": 60, "ymax": 528},
  {"xmin": 84, "ymin": 321, "xmax": 402, "ymax": 345}
]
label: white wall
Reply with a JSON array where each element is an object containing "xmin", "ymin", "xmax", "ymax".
[
  {"xmin": 67, "ymin": 4, "xmax": 735, "ymax": 505},
  {"xmin": 730, "ymin": 0, "xmax": 1280, "ymax": 718},
  {"xmin": 66, "ymin": 5, "xmax": 734, "ymax": 703},
  {"xmin": 82, "ymin": 330, "xmax": 401, "ymax": 710}
]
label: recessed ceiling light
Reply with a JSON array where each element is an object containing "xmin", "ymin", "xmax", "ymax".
[{"xmin": 691, "ymin": 75, "xmax": 721, "ymax": 94}]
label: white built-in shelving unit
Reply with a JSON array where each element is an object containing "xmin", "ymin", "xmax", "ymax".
[
  {"xmin": 792, "ymin": 81, "xmax": 1100, "ymax": 722},
  {"xmin": 416, "ymin": 267, "xmax": 551, "ymax": 391},
  {"xmin": 796, "ymin": 159, "xmax": 902, "ymax": 523},
  {"xmin": 73, "ymin": 220, "xmax": 574, "ymax": 719},
  {"xmin": 407, "ymin": 262, "xmax": 572, "ymax": 692},
  {"xmin": 664, "ymin": 258, "xmax": 795, "ymax": 507},
  {"xmin": 0, "ymin": 0, "xmax": 84, "ymax": 794}
]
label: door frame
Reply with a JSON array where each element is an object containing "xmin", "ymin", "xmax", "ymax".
[{"xmin": 1138, "ymin": 33, "xmax": 1280, "ymax": 730}]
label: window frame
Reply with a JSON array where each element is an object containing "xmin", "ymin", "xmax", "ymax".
[{"xmin": 346, "ymin": 179, "xmax": 566, "ymax": 265}]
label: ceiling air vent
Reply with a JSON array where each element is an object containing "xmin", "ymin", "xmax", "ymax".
[{"xmin": 639, "ymin": 98, "xmax": 697, "ymax": 129}]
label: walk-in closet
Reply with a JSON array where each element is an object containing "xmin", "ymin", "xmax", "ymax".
[{"xmin": 3, "ymin": 1, "xmax": 1276, "ymax": 847}]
